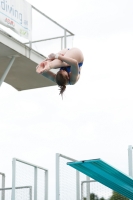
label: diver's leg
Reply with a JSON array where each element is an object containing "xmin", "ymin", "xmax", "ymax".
[{"xmin": 63, "ymin": 48, "xmax": 84, "ymax": 63}]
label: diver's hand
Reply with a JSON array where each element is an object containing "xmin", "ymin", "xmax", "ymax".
[
  {"xmin": 36, "ymin": 61, "xmax": 51, "ymax": 74},
  {"xmin": 48, "ymin": 53, "xmax": 64, "ymax": 59}
]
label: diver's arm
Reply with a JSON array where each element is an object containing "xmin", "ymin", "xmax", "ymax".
[
  {"xmin": 41, "ymin": 71, "xmax": 56, "ymax": 83},
  {"xmin": 50, "ymin": 55, "xmax": 79, "ymax": 73}
]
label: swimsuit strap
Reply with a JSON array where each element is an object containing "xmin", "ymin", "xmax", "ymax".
[
  {"xmin": 78, "ymin": 62, "xmax": 83, "ymax": 67},
  {"xmin": 60, "ymin": 62, "xmax": 83, "ymax": 75}
]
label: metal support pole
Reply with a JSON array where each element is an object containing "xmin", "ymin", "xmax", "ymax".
[
  {"xmin": 0, "ymin": 173, "xmax": 5, "ymax": 200},
  {"xmin": 34, "ymin": 167, "xmax": 37, "ymax": 200},
  {"xmin": 128, "ymin": 145, "xmax": 133, "ymax": 177},
  {"xmin": 29, "ymin": 7, "xmax": 33, "ymax": 49},
  {"xmin": 12, "ymin": 158, "xmax": 16, "ymax": 200},
  {"xmin": 61, "ymin": 38, "xmax": 63, "ymax": 50},
  {"xmin": 0, "ymin": 56, "xmax": 16, "ymax": 87},
  {"xmin": 86, "ymin": 176, "xmax": 90, "ymax": 200},
  {"xmin": 2, "ymin": 174, "xmax": 5, "ymax": 200},
  {"xmin": 56, "ymin": 153, "xmax": 60, "ymax": 200},
  {"xmin": 64, "ymin": 30, "xmax": 67, "ymax": 48},
  {"xmin": 76, "ymin": 170, "xmax": 80, "ymax": 200},
  {"xmin": 45, "ymin": 170, "xmax": 48, "ymax": 200},
  {"xmin": 29, "ymin": 186, "xmax": 32, "ymax": 200},
  {"xmin": 81, "ymin": 180, "xmax": 96, "ymax": 200},
  {"xmin": 81, "ymin": 182, "xmax": 83, "ymax": 200}
]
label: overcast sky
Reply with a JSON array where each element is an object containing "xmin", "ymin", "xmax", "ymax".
[{"xmin": 0, "ymin": 0, "xmax": 133, "ymax": 199}]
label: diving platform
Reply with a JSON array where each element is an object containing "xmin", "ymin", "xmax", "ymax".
[
  {"xmin": 0, "ymin": 29, "xmax": 57, "ymax": 91},
  {"xmin": 67, "ymin": 158, "xmax": 133, "ymax": 199},
  {"xmin": 0, "ymin": 3, "xmax": 74, "ymax": 91}
]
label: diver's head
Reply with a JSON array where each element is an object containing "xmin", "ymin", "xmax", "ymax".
[{"xmin": 56, "ymin": 70, "xmax": 69, "ymax": 97}]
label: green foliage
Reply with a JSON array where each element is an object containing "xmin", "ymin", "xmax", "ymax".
[
  {"xmin": 109, "ymin": 191, "xmax": 129, "ymax": 200},
  {"xmin": 83, "ymin": 193, "xmax": 105, "ymax": 200},
  {"xmin": 83, "ymin": 191, "xmax": 129, "ymax": 200},
  {"xmin": 90, "ymin": 193, "xmax": 99, "ymax": 200}
]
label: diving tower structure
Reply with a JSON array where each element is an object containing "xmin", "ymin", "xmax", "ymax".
[
  {"xmin": 0, "ymin": 2, "xmax": 74, "ymax": 91},
  {"xmin": 0, "ymin": 146, "xmax": 133, "ymax": 200}
]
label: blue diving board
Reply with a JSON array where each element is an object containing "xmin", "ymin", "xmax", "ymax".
[{"xmin": 67, "ymin": 159, "xmax": 133, "ymax": 199}]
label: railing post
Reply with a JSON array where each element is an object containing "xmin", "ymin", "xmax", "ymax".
[
  {"xmin": 86, "ymin": 176, "xmax": 90, "ymax": 200},
  {"xmin": 81, "ymin": 182, "xmax": 83, "ymax": 200},
  {"xmin": 1, "ymin": 173, "xmax": 5, "ymax": 200},
  {"xmin": 61, "ymin": 38, "xmax": 63, "ymax": 50},
  {"xmin": 64, "ymin": 30, "xmax": 67, "ymax": 48},
  {"xmin": 29, "ymin": 6, "xmax": 33, "ymax": 49},
  {"xmin": 76, "ymin": 170, "xmax": 80, "ymax": 200},
  {"xmin": 34, "ymin": 167, "xmax": 37, "ymax": 200},
  {"xmin": 12, "ymin": 158, "xmax": 16, "ymax": 200},
  {"xmin": 30, "ymin": 186, "xmax": 32, "ymax": 200},
  {"xmin": 128, "ymin": 145, "xmax": 133, "ymax": 177},
  {"xmin": 81, "ymin": 180, "xmax": 96, "ymax": 200},
  {"xmin": 56, "ymin": 153, "xmax": 60, "ymax": 200},
  {"xmin": 45, "ymin": 170, "xmax": 48, "ymax": 200}
]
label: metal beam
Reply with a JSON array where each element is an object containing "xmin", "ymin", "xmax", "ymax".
[
  {"xmin": 64, "ymin": 30, "xmax": 67, "ymax": 48},
  {"xmin": 32, "ymin": 6, "xmax": 74, "ymax": 35},
  {"xmin": 0, "ymin": 56, "xmax": 16, "ymax": 87},
  {"xmin": 24, "ymin": 34, "xmax": 73, "ymax": 45},
  {"xmin": 34, "ymin": 167, "xmax": 37, "ymax": 200},
  {"xmin": 12, "ymin": 158, "xmax": 16, "ymax": 200},
  {"xmin": 128, "ymin": 145, "xmax": 133, "ymax": 177}
]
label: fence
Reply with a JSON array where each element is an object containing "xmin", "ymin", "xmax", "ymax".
[
  {"xmin": 56, "ymin": 153, "xmax": 90, "ymax": 200},
  {"xmin": 81, "ymin": 180, "xmax": 113, "ymax": 200},
  {"xmin": 0, "ymin": 186, "xmax": 32, "ymax": 200},
  {"xmin": 56, "ymin": 153, "xmax": 80, "ymax": 200},
  {"xmin": 0, "ymin": 173, "xmax": 5, "ymax": 200},
  {"xmin": 81, "ymin": 180, "xmax": 130, "ymax": 200},
  {"xmin": 11, "ymin": 158, "xmax": 48, "ymax": 200}
]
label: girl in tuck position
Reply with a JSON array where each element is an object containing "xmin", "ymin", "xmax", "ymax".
[{"xmin": 36, "ymin": 47, "xmax": 84, "ymax": 97}]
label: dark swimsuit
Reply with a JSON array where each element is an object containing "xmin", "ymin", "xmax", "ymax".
[
  {"xmin": 60, "ymin": 62, "xmax": 83, "ymax": 74},
  {"xmin": 60, "ymin": 62, "xmax": 83, "ymax": 85}
]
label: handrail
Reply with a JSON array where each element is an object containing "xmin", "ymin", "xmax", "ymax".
[
  {"xmin": 32, "ymin": 5, "xmax": 74, "ymax": 35},
  {"xmin": 24, "ymin": 34, "xmax": 73, "ymax": 45}
]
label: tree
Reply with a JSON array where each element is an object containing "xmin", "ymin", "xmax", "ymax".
[
  {"xmin": 109, "ymin": 191, "xmax": 129, "ymax": 200},
  {"xmin": 90, "ymin": 193, "xmax": 99, "ymax": 200},
  {"xmin": 83, "ymin": 193, "xmax": 105, "ymax": 200}
]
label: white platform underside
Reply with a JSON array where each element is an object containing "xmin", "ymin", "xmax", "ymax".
[{"xmin": 0, "ymin": 29, "xmax": 57, "ymax": 91}]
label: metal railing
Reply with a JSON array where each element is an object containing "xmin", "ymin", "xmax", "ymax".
[
  {"xmin": 24, "ymin": 5, "xmax": 74, "ymax": 50},
  {"xmin": 12, "ymin": 158, "xmax": 48, "ymax": 200},
  {"xmin": 56, "ymin": 153, "xmax": 80, "ymax": 200},
  {"xmin": 128, "ymin": 145, "xmax": 133, "ymax": 178},
  {"xmin": 0, "ymin": 186, "xmax": 32, "ymax": 200},
  {"xmin": 0, "ymin": 173, "xmax": 5, "ymax": 200},
  {"xmin": 81, "ymin": 180, "xmax": 96, "ymax": 200},
  {"xmin": 0, "ymin": 3, "xmax": 74, "ymax": 56}
]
